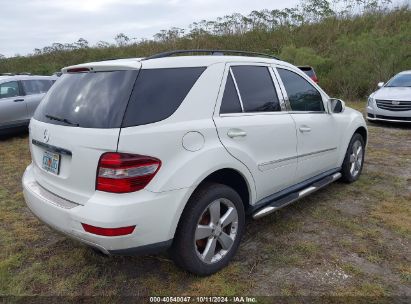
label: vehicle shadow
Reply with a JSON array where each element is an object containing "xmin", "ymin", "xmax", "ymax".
[{"xmin": 0, "ymin": 128, "xmax": 28, "ymax": 141}]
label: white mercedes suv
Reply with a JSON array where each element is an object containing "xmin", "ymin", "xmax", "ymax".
[{"xmin": 22, "ymin": 50, "xmax": 367, "ymax": 276}]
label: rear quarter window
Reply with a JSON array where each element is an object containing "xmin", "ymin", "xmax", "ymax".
[{"xmin": 122, "ymin": 67, "xmax": 206, "ymax": 127}]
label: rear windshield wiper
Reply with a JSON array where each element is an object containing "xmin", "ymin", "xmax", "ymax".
[{"xmin": 45, "ymin": 114, "xmax": 79, "ymax": 127}]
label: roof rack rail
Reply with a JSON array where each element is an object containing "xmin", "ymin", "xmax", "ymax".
[{"xmin": 143, "ymin": 49, "xmax": 279, "ymax": 60}]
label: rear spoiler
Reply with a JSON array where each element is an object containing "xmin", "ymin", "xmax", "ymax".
[{"xmin": 62, "ymin": 59, "xmax": 142, "ymax": 74}]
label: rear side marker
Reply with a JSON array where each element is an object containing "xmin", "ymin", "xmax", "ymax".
[{"xmin": 82, "ymin": 223, "xmax": 136, "ymax": 236}]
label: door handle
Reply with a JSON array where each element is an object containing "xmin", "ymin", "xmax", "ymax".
[
  {"xmin": 299, "ymin": 126, "xmax": 311, "ymax": 133},
  {"xmin": 13, "ymin": 98, "xmax": 24, "ymax": 102},
  {"xmin": 227, "ymin": 129, "xmax": 247, "ymax": 138}
]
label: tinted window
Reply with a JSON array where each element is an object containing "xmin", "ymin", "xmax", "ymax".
[
  {"xmin": 122, "ymin": 67, "xmax": 206, "ymax": 127},
  {"xmin": 220, "ymin": 73, "xmax": 242, "ymax": 114},
  {"xmin": 34, "ymin": 71, "xmax": 138, "ymax": 128},
  {"xmin": 231, "ymin": 66, "xmax": 280, "ymax": 112},
  {"xmin": 385, "ymin": 73, "xmax": 411, "ymax": 87},
  {"xmin": 0, "ymin": 81, "xmax": 19, "ymax": 99},
  {"xmin": 277, "ymin": 68, "xmax": 324, "ymax": 112},
  {"xmin": 22, "ymin": 80, "xmax": 53, "ymax": 95}
]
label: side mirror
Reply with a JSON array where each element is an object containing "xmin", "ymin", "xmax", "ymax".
[
  {"xmin": 377, "ymin": 82, "xmax": 384, "ymax": 88},
  {"xmin": 328, "ymin": 98, "xmax": 345, "ymax": 114}
]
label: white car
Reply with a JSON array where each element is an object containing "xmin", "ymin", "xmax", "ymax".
[
  {"xmin": 22, "ymin": 50, "xmax": 367, "ymax": 275},
  {"xmin": 367, "ymin": 70, "xmax": 411, "ymax": 123}
]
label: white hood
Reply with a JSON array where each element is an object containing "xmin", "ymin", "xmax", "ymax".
[{"xmin": 372, "ymin": 87, "xmax": 411, "ymax": 101}]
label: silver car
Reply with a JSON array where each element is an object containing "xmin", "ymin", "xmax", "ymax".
[
  {"xmin": 367, "ymin": 70, "xmax": 411, "ymax": 123},
  {"xmin": 0, "ymin": 75, "xmax": 56, "ymax": 134}
]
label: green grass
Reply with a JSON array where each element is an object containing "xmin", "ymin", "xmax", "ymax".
[{"xmin": 0, "ymin": 101, "xmax": 410, "ymax": 296}]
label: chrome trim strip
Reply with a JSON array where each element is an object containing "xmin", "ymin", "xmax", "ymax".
[
  {"xmin": 367, "ymin": 117, "xmax": 411, "ymax": 123},
  {"xmin": 27, "ymin": 181, "xmax": 79, "ymax": 209},
  {"xmin": 229, "ymin": 68, "xmax": 244, "ymax": 112},
  {"xmin": 259, "ymin": 155, "xmax": 298, "ymax": 170},
  {"xmin": 298, "ymin": 147, "xmax": 337, "ymax": 158},
  {"xmin": 259, "ymin": 147, "xmax": 337, "ymax": 169},
  {"xmin": 220, "ymin": 112, "xmax": 290, "ymax": 117},
  {"xmin": 32, "ymin": 139, "xmax": 72, "ymax": 156}
]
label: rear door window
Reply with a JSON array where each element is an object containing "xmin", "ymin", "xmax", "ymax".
[
  {"xmin": 231, "ymin": 66, "xmax": 281, "ymax": 112},
  {"xmin": 122, "ymin": 67, "xmax": 206, "ymax": 127},
  {"xmin": 277, "ymin": 68, "xmax": 324, "ymax": 112},
  {"xmin": 34, "ymin": 71, "xmax": 138, "ymax": 128},
  {"xmin": 22, "ymin": 80, "xmax": 53, "ymax": 95}
]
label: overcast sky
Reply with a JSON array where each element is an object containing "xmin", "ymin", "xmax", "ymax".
[{"xmin": 0, "ymin": 0, "xmax": 302, "ymax": 57}]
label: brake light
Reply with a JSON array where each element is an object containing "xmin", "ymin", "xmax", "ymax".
[
  {"xmin": 82, "ymin": 223, "xmax": 135, "ymax": 236},
  {"xmin": 96, "ymin": 152, "xmax": 161, "ymax": 193},
  {"xmin": 67, "ymin": 67, "xmax": 90, "ymax": 73},
  {"xmin": 312, "ymin": 75, "xmax": 319, "ymax": 83}
]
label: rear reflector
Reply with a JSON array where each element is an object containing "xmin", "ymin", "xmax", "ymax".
[
  {"xmin": 96, "ymin": 152, "xmax": 161, "ymax": 193},
  {"xmin": 82, "ymin": 223, "xmax": 135, "ymax": 236}
]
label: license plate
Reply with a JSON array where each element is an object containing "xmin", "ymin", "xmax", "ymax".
[{"xmin": 42, "ymin": 151, "xmax": 60, "ymax": 175}]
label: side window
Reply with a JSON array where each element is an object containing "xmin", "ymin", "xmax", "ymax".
[
  {"xmin": 38, "ymin": 80, "xmax": 53, "ymax": 93},
  {"xmin": 0, "ymin": 81, "xmax": 19, "ymax": 99},
  {"xmin": 277, "ymin": 68, "xmax": 324, "ymax": 112},
  {"xmin": 122, "ymin": 67, "xmax": 206, "ymax": 127},
  {"xmin": 22, "ymin": 80, "xmax": 52, "ymax": 95},
  {"xmin": 22, "ymin": 80, "xmax": 40, "ymax": 95},
  {"xmin": 220, "ymin": 73, "xmax": 242, "ymax": 114},
  {"xmin": 231, "ymin": 66, "xmax": 281, "ymax": 112}
]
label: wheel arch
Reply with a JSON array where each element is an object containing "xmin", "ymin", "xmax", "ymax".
[
  {"xmin": 196, "ymin": 168, "xmax": 252, "ymax": 212},
  {"xmin": 354, "ymin": 126, "xmax": 368, "ymax": 146}
]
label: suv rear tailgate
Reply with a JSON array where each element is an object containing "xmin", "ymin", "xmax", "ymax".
[{"xmin": 29, "ymin": 119, "xmax": 119, "ymax": 205}]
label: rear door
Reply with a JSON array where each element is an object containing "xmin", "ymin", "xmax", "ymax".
[
  {"xmin": 0, "ymin": 80, "xmax": 28, "ymax": 128},
  {"xmin": 21, "ymin": 79, "xmax": 54, "ymax": 118},
  {"xmin": 29, "ymin": 69, "xmax": 138, "ymax": 204},
  {"xmin": 275, "ymin": 66, "xmax": 339, "ymax": 182},
  {"xmin": 213, "ymin": 63, "xmax": 297, "ymax": 201}
]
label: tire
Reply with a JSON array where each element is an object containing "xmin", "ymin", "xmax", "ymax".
[
  {"xmin": 171, "ymin": 182, "xmax": 245, "ymax": 276},
  {"xmin": 341, "ymin": 133, "xmax": 365, "ymax": 183}
]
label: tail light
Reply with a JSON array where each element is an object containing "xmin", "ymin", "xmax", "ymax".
[
  {"xmin": 96, "ymin": 152, "xmax": 161, "ymax": 193},
  {"xmin": 312, "ymin": 75, "xmax": 319, "ymax": 83}
]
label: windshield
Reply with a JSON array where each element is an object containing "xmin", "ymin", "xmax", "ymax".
[
  {"xmin": 34, "ymin": 70, "xmax": 138, "ymax": 128},
  {"xmin": 385, "ymin": 73, "xmax": 411, "ymax": 87}
]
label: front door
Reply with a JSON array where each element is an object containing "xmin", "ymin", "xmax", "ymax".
[
  {"xmin": 213, "ymin": 63, "xmax": 298, "ymax": 201},
  {"xmin": 275, "ymin": 66, "xmax": 340, "ymax": 182}
]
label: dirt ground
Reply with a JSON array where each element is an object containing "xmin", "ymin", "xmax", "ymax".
[{"xmin": 0, "ymin": 101, "xmax": 410, "ymax": 300}]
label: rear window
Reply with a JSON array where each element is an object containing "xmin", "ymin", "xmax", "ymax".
[
  {"xmin": 122, "ymin": 67, "xmax": 206, "ymax": 127},
  {"xmin": 34, "ymin": 71, "xmax": 138, "ymax": 128}
]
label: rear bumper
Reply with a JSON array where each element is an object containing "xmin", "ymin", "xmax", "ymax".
[{"xmin": 22, "ymin": 164, "xmax": 191, "ymax": 254}]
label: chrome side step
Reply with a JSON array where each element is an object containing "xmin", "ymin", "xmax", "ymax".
[{"xmin": 252, "ymin": 172, "xmax": 342, "ymax": 220}]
